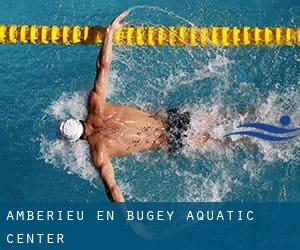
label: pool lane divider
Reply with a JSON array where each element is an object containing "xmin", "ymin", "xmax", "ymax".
[{"xmin": 0, "ymin": 25, "xmax": 299, "ymax": 46}]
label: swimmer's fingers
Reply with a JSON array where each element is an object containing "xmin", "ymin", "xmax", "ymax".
[
  {"xmin": 114, "ymin": 10, "xmax": 130, "ymax": 23},
  {"xmin": 110, "ymin": 10, "xmax": 130, "ymax": 30},
  {"xmin": 119, "ymin": 22, "xmax": 129, "ymax": 29}
]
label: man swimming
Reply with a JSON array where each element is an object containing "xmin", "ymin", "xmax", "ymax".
[{"xmin": 58, "ymin": 11, "xmax": 210, "ymax": 202}]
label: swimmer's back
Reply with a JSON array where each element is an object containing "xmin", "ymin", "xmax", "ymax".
[{"xmin": 86, "ymin": 101, "xmax": 168, "ymax": 156}]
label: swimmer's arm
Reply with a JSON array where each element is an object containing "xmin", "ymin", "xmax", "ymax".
[
  {"xmin": 92, "ymin": 144, "xmax": 125, "ymax": 202},
  {"xmin": 94, "ymin": 11, "xmax": 129, "ymax": 99}
]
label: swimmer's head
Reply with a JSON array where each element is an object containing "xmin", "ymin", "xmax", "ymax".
[{"xmin": 57, "ymin": 118, "xmax": 84, "ymax": 142}]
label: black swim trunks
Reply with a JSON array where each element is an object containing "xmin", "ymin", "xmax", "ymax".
[{"xmin": 166, "ymin": 108, "xmax": 191, "ymax": 153}]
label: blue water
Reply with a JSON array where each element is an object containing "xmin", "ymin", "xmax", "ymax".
[{"xmin": 0, "ymin": 0, "xmax": 299, "ymax": 202}]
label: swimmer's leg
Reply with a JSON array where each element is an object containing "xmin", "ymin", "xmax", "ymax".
[
  {"xmin": 189, "ymin": 107, "xmax": 260, "ymax": 149},
  {"xmin": 192, "ymin": 133, "xmax": 254, "ymax": 148},
  {"xmin": 190, "ymin": 115, "xmax": 216, "ymax": 147},
  {"xmin": 192, "ymin": 132, "xmax": 211, "ymax": 147}
]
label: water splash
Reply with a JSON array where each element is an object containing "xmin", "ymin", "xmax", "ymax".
[
  {"xmin": 39, "ymin": 89, "xmax": 300, "ymax": 202},
  {"xmin": 39, "ymin": 134, "xmax": 98, "ymax": 185},
  {"xmin": 37, "ymin": 6, "xmax": 300, "ymax": 202}
]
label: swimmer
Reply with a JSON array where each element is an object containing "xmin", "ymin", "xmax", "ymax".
[{"xmin": 58, "ymin": 11, "xmax": 210, "ymax": 202}]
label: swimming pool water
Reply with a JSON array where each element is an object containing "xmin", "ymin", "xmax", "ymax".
[{"xmin": 0, "ymin": 0, "xmax": 299, "ymax": 202}]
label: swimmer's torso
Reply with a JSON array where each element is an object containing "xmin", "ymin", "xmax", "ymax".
[{"xmin": 85, "ymin": 92, "xmax": 167, "ymax": 156}]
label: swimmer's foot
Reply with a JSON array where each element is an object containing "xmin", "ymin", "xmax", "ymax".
[{"xmin": 193, "ymin": 133, "xmax": 210, "ymax": 147}]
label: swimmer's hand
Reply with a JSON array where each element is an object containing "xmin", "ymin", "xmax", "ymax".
[{"xmin": 107, "ymin": 10, "xmax": 129, "ymax": 33}]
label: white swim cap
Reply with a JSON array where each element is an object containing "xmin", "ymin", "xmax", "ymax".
[{"xmin": 58, "ymin": 118, "xmax": 84, "ymax": 142}]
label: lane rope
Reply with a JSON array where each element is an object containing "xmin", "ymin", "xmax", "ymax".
[{"xmin": 0, "ymin": 25, "xmax": 299, "ymax": 46}]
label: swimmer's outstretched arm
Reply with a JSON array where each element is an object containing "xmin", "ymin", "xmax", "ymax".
[
  {"xmin": 93, "ymin": 11, "xmax": 129, "ymax": 101},
  {"xmin": 92, "ymin": 143, "xmax": 125, "ymax": 202}
]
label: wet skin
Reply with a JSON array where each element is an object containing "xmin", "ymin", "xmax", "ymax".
[
  {"xmin": 84, "ymin": 95, "xmax": 168, "ymax": 157},
  {"xmin": 80, "ymin": 11, "xmax": 209, "ymax": 202},
  {"xmin": 79, "ymin": 11, "xmax": 163, "ymax": 203}
]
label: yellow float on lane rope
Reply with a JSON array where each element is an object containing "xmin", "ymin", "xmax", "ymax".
[{"xmin": 0, "ymin": 24, "xmax": 299, "ymax": 46}]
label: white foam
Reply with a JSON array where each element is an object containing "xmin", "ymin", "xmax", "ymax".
[
  {"xmin": 45, "ymin": 92, "xmax": 87, "ymax": 120},
  {"xmin": 181, "ymin": 89, "xmax": 300, "ymax": 163},
  {"xmin": 253, "ymin": 90, "xmax": 300, "ymax": 162},
  {"xmin": 38, "ymin": 71, "xmax": 300, "ymax": 202},
  {"xmin": 39, "ymin": 92, "xmax": 98, "ymax": 185},
  {"xmin": 38, "ymin": 72, "xmax": 300, "ymax": 203},
  {"xmin": 39, "ymin": 134, "xmax": 97, "ymax": 184}
]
